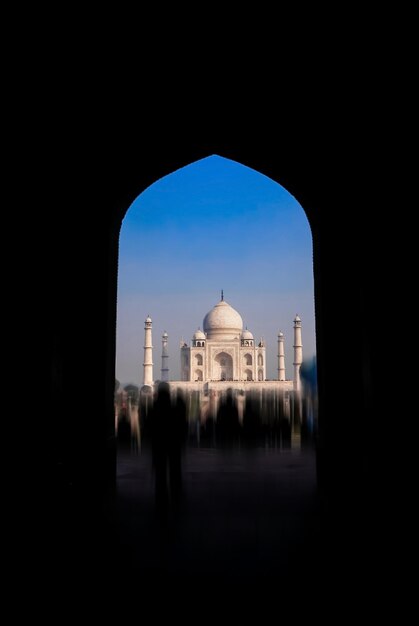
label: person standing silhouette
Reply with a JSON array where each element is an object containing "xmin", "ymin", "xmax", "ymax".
[
  {"xmin": 216, "ymin": 388, "xmax": 240, "ymax": 444},
  {"xmin": 169, "ymin": 390, "xmax": 187, "ymax": 507},
  {"xmin": 150, "ymin": 382, "xmax": 172, "ymax": 517}
]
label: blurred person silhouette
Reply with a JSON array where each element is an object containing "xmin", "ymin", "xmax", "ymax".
[
  {"xmin": 169, "ymin": 389, "xmax": 187, "ymax": 506},
  {"xmin": 117, "ymin": 406, "xmax": 132, "ymax": 450},
  {"xmin": 281, "ymin": 416, "xmax": 292, "ymax": 448},
  {"xmin": 201, "ymin": 415, "xmax": 216, "ymax": 446},
  {"xmin": 242, "ymin": 394, "xmax": 262, "ymax": 446},
  {"xmin": 150, "ymin": 382, "xmax": 172, "ymax": 516},
  {"xmin": 216, "ymin": 388, "xmax": 240, "ymax": 444},
  {"xmin": 139, "ymin": 388, "xmax": 153, "ymax": 443},
  {"xmin": 300, "ymin": 356, "xmax": 318, "ymax": 443}
]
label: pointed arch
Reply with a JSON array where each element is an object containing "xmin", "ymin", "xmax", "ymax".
[
  {"xmin": 214, "ymin": 351, "xmax": 233, "ymax": 381},
  {"xmin": 244, "ymin": 353, "xmax": 252, "ymax": 366}
]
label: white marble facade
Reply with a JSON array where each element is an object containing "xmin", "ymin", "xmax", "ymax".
[
  {"xmin": 180, "ymin": 298, "xmax": 266, "ymax": 382},
  {"xmin": 142, "ymin": 295, "xmax": 302, "ymax": 393}
]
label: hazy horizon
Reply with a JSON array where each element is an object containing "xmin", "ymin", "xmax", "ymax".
[{"xmin": 116, "ymin": 155, "xmax": 316, "ymax": 386}]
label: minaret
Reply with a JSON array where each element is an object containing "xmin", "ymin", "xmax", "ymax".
[
  {"xmin": 143, "ymin": 315, "xmax": 153, "ymax": 387},
  {"xmin": 161, "ymin": 331, "xmax": 169, "ymax": 382},
  {"xmin": 277, "ymin": 332, "xmax": 286, "ymax": 381},
  {"xmin": 293, "ymin": 315, "xmax": 303, "ymax": 391}
]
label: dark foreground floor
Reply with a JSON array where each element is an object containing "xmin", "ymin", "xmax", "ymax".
[
  {"xmin": 32, "ymin": 441, "xmax": 394, "ymax": 601},
  {"xmin": 115, "ymin": 444, "xmax": 319, "ymax": 581}
]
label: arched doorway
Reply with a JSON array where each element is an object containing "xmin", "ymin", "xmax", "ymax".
[
  {"xmin": 117, "ymin": 156, "xmax": 316, "ymax": 391},
  {"xmin": 213, "ymin": 351, "xmax": 233, "ymax": 381},
  {"xmin": 42, "ymin": 124, "xmax": 377, "ymax": 584},
  {"xmin": 244, "ymin": 354, "xmax": 252, "ymax": 366}
]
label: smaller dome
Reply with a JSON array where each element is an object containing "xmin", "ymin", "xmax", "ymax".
[
  {"xmin": 162, "ymin": 331, "xmax": 168, "ymax": 338},
  {"xmin": 294, "ymin": 314, "xmax": 301, "ymax": 322},
  {"xmin": 278, "ymin": 331, "xmax": 284, "ymax": 337},
  {"xmin": 193, "ymin": 328, "xmax": 206, "ymax": 340},
  {"xmin": 145, "ymin": 315, "xmax": 152, "ymax": 323},
  {"xmin": 242, "ymin": 328, "xmax": 254, "ymax": 340}
]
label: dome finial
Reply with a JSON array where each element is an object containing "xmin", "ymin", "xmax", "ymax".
[{"xmin": 221, "ymin": 289, "xmax": 224, "ymax": 301}]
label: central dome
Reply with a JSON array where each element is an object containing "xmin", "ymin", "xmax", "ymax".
[{"xmin": 203, "ymin": 299, "xmax": 243, "ymax": 340}]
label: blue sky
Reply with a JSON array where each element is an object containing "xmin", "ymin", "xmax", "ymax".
[{"xmin": 116, "ymin": 155, "xmax": 316, "ymax": 385}]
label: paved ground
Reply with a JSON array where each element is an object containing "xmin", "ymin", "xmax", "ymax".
[
  {"xmin": 113, "ymin": 444, "xmax": 324, "ymax": 582},
  {"xmin": 26, "ymin": 438, "xmax": 402, "ymax": 609}
]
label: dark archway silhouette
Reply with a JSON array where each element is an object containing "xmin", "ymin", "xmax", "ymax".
[
  {"xmin": 36, "ymin": 115, "xmax": 387, "ymax": 588},
  {"xmin": 44, "ymin": 131, "xmax": 376, "ymax": 513}
]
